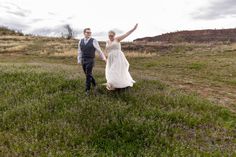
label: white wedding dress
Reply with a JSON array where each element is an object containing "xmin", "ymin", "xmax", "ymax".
[{"xmin": 105, "ymin": 40, "xmax": 135, "ymax": 90}]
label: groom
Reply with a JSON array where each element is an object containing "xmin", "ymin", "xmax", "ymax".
[{"xmin": 78, "ymin": 28, "xmax": 107, "ymax": 95}]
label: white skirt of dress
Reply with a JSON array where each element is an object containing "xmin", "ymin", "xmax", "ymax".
[{"xmin": 105, "ymin": 50, "xmax": 135, "ymax": 90}]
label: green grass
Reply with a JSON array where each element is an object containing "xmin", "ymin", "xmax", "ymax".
[
  {"xmin": 187, "ymin": 63, "xmax": 206, "ymax": 70},
  {"xmin": 0, "ymin": 35, "xmax": 236, "ymax": 156},
  {"xmin": 0, "ymin": 59, "xmax": 235, "ymax": 156}
]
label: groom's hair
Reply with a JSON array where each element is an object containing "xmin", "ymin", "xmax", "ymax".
[{"xmin": 84, "ymin": 28, "xmax": 91, "ymax": 33}]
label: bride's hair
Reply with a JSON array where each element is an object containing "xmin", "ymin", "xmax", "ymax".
[{"xmin": 108, "ymin": 30, "xmax": 116, "ymax": 35}]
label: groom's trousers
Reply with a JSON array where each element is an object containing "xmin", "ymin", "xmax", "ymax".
[{"xmin": 82, "ymin": 58, "xmax": 96, "ymax": 91}]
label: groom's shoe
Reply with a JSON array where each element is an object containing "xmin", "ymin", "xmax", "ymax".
[{"xmin": 85, "ymin": 90, "xmax": 90, "ymax": 96}]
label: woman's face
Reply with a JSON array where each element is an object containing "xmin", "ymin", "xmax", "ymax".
[{"xmin": 108, "ymin": 32, "xmax": 115, "ymax": 41}]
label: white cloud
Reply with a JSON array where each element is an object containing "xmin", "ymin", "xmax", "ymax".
[
  {"xmin": 0, "ymin": 0, "xmax": 236, "ymax": 41},
  {"xmin": 192, "ymin": 0, "xmax": 236, "ymax": 20}
]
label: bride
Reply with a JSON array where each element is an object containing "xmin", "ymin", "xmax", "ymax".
[{"xmin": 105, "ymin": 24, "xmax": 138, "ymax": 90}]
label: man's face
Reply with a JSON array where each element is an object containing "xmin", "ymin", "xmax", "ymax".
[{"xmin": 84, "ymin": 29, "xmax": 92, "ymax": 38}]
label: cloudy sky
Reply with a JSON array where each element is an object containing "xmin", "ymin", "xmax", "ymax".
[{"xmin": 0, "ymin": 0, "xmax": 236, "ymax": 41}]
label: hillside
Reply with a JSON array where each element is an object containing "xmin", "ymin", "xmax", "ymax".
[
  {"xmin": 134, "ymin": 28, "xmax": 236, "ymax": 43},
  {"xmin": 0, "ymin": 27, "xmax": 169, "ymax": 54},
  {"xmin": 0, "ymin": 26, "xmax": 24, "ymax": 36}
]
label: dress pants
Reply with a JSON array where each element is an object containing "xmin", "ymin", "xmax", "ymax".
[{"xmin": 82, "ymin": 58, "xmax": 96, "ymax": 91}]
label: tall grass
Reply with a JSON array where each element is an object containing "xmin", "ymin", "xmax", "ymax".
[{"xmin": 0, "ymin": 65, "xmax": 235, "ymax": 156}]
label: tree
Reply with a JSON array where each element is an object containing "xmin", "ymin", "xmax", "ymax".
[{"xmin": 64, "ymin": 24, "xmax": 73, "ymax": 39}]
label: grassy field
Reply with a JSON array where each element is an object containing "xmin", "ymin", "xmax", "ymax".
[{"xmin": 0, "ymin": 34, "xmax": 236, "ymax": 156}]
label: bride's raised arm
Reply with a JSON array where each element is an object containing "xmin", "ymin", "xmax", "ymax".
[{"xmin": 115, "ymin": 24, "xmax": 138, "ymax": 42}]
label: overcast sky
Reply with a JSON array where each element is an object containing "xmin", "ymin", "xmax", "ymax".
[{"xmin": 0, "ymin": 0, "xmax": 236, "ymax": 41}]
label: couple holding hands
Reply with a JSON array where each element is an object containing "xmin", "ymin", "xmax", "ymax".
[{"xmin": 78, "ymin": 24, "xmax": 138, "ymax": 95}]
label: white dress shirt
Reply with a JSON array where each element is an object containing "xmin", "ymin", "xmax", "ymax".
[{"xmin": 77, "ymin": 38, "xmax": 106, "ymax": 64}]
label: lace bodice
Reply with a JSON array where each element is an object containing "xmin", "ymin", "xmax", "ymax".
[{"xmin": 106, "ymin": 40, "xmax": 121, "ymax": 53}]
